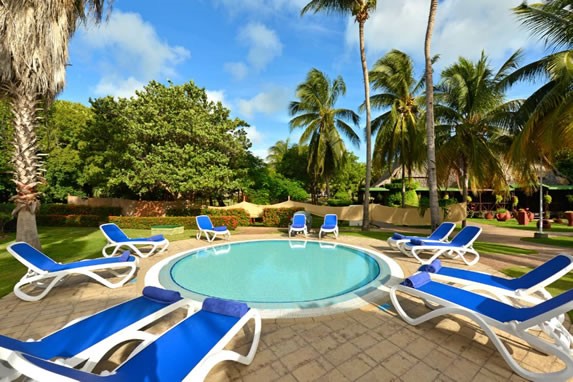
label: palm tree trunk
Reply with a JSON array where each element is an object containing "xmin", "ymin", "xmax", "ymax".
[
  {"xmin": 359, "ymin": 20, "xmax": 372, "ymax": 231},
  {"xmin": 401, "ymin": 127, "xmax": 406, "ymax": 208},
  {"xmin": 424, "ymin": 0, "xmax": 440, "ymax": 229},
  {"xmin": 10, "ymin": 87, "xmax": 42, "ymax": 250},
  {"xmin": 461, "ymin": 160, "xmax": 468, "ymax": 228}
]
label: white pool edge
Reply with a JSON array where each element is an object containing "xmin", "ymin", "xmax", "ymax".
[{"xmin": 145, "ymin": 238, "xmax": 404, "ymax": 319}]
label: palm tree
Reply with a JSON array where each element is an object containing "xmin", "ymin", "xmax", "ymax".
[
  {"xmin": 0, "ymin": 1, "xmax": 108, "ymax": 249},
  {"xmin": 505, "ymin": 1, "xmax": 573, "ymax": 184},
  {"xmin": 289, "ymin": 68, "xmax": 360, "ymax": 202},
  {"xmin": 301, "ymin": 0, "xmax": 377, "ymax": 230},
  {"xmin": 267, "ymin": 139, "xmax": 290, "ymax": 169},
  {"xmin": 369, "ymin": 50, "xmax": 426, "ymax": 206},
  {"xmin": 424, "ymin": 0, "xmax": 440, "ymax": 228},
  {"xmin": 435, "ymin": 52, "xmax": 521, "ymax": 226}
]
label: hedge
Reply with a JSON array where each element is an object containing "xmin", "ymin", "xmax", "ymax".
[
  {"xmin": 39, "ymin": 204, "xmax": 122, "ymax": 217},
  {"xmin": 37, "ymin": 214, "xmax": 105, "ymax": 227},
  {"xmin": 109, "ymin": 216, "xmax": 239, "ymax": 230},
  {"xmin": 262, "ymin": 207, "xmax": 304, "ymax": 227},
  {"xmin": 203, "ymin": 208, "xmax": 250, "ymax": 226}
]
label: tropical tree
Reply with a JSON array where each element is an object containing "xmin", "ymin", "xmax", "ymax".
[
  {"xmin": 506, "ymin": 1, "xmax": 573, "ymax": 184},
  {"xmin": 0, "ymin": 1, "xmax": 108, "ymax": 249},
  {"xmin": 289, "ymin": 68, "xmax": 360, "ymax": 203},
  {"xmin": 435, "ymin": 52, "xmax": 521, "ymax": 226},
  {"xmin": 424, "ymin": 0, "xmax": 440, "ymax": 228},
  {"xmin": 369, "ymin": 49, "xmax": 426, "ymax": 207},
  {"xmin": 301, "ymin": 0, "xmax": 377, "ymax": 229},
  {"xmin": 266, "ymin": 139, "xmax": 290, "ymax": 169}
]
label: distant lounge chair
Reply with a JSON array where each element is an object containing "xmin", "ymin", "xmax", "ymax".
[
  {"xmin": 402, "ymin": 226, "xmax": 482, "ymax": 265},
  {"xmin": 0, "ymin": 286, "xmax": 187, "ymax": 380},
  {"xmin": 289, "ymin": 213, "xmax": 308, "ymax": 238},
  {"xmin": 8, "ymin": 242, "xmax": 138, "ymax": 302},
  {"xmin": 391, "ymin": 272, "xmax": 573, "ymax": 382},
  {"xmin": 195, "ymin": 215, "xmax": 231, "ymax": 242},
  {"xmin": 100, "ymin": 223, "xmax": 169, "ymax": 258},
  {"xmin": 387, "ymin": 222, "xmax": 455, "ymax": 254},
  {"xmin": 419, "ymin": 255, "xmax": 573, "ymax": 305},
  {"xmin": 4, "ymin": 298, "xmax": 262, "ymax": 382},
  {"xmin": 319, "ymin": 214, "xmax": 339, "ymax": 239}
]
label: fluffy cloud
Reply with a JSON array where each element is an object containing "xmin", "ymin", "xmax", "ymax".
[
  {"xmin": 345, "ymin": 0, "xmax": 539, "ymax": 68},
  {"xmin": 205, "ymin": 89, "xmax": 227, "ymax": 106},
  {"xmin": 224, "ymin": 62, "xmax": 249, "ymax": 81},
  {"xmin": 77, "ymin": 11, "xmax": 190, "ymax": 97},
  {"xmin": 239, "ymin": 22, "xmax": 283, "ymax": 71},
  {"xmin": 237, "ymin": 87, "xmax": 290, "ymax": 118},
  {"xmin": 244, "ymin": 125, "xmax": 264, "ymax": 145},
  {"xmin": 94, "ymin": 77, "xmax": 145, "ymax": 99}
]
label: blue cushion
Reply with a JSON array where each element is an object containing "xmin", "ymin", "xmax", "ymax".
[
  {"xmin": 401, "ymin": 272, "xmax": 431, "ymax": 288},
  {"xmin": 203, "ymin": 297, "xmax": 249, "ymax": 318},
  {"xmin": 143, "ymin": 287, "xmax": 182, "ymax": 303},
  {"xmin": 119, "ymin": 250, "xmax": 131, "ymax": 262},
  {"xmin": 148, "ymin": 234, "xmax": 165, "ymax": 241},
  {"xmin": 392, "ymin": 233, "xmax": 406, "ymax": 240},
  {"xmin": 410, "ymin": 238, "xmax": 425, "ymax": 246},
  {"xmin": 214, "ymin": 226, "xmax": 228, "ymax": 232}
]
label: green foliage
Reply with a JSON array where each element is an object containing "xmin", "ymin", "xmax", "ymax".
[
  {"xmin": 245, "ymin": 160, "xmax": 308, "ymax": 204},
  {"xmin": 387, "ymin": 193, "xmax": 402, "ymax": 207},
  {"xmin": 37, "ymin": 214, "xmax": 105, "ymax": 227},
  {"xmin": 203, "ymin": 208, "xmax": 250, "ymax": 226},
  {"xmin": 495, "ymin": 194, "xmax": 503, "ymax": 204},
  {"xmin": 567, "ymin": 194, "xmax": 573, "ymax": 207},
  {"xmin": 39, "ymin": 204, "xmax": 122, "ymax": 217},
  {"xmin": 165, "ymin": 206, "xmax": 202, "ymax": 217},
  {"xmin": 0, "ymin": 100, "xmax": 14, "ymax": 201},
  {"xmin": 544, "ymin": 194, "xmax": 553, "ymax": 205},
  {"xmin": 327, "ymin": 198, "xmax": 351, "ymax": 206},
  {"xmin": 555, "ymin": 149, "xmax": 573, "ymax": 181},
  {"xmin": 109, "ymin": 215, "xmax": 238, "ymax": 230},
  {"xmin": 497, "ymin": 208, "xmax": 508, "ymax": 214},
  {"xmin": 512, "ymin": 195, "xmax": 519, "ymax": 207},
  {"xmin": 404, "ymin": 190, "xmax": 419, "ymax": 206},
  {"xmin": 275, "ymin": 145, "xmax": 311, "ymax": 187},
  {"xmin": 329, "ymin": 152, "xmax": 365, "ymax": 200},
  {"xmin": 385, "ymin": 178, "xmax": 419, "ymax": 191},
  {"xmin": 262, "ymin": 207, "xmax": 304, "ymax": 227}
]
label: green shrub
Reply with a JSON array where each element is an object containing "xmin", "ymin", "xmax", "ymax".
[
  {"xmin": 37, "ymin": 214, "xmax": 105, "ymax": 227},
  {"xmin": 39, "ymin": 204, "xmax": 122, "ymax": 217},
  {"xmin": 387, "ymin": 193, "xmax": 402, "ymax": 207},
  {"xmin": 109, "ymin": 216, "xmax": 238, "ymax": 230},
  {"xmin": 404, "ymin": 190, "xmax": 419, "ymax": 207},
  {"xmin": 203, "ymin": 208, "xmax": 250, "ymax": 226},
  {"xmin": 262, "ymin": 207, "xmax": 303, "ymax": 227},
  {"xmin": 327, "ymin": 198, "xmax": 351, "ymax": 207},
  {"xmin": 165, "ymin": 206, "xmax": 201, "ymax": 217}
]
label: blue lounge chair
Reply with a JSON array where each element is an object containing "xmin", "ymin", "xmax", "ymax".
[
  {"xmin": 419, "ymin": 255, "xmax": 573, "ymax": 305},
  {"xmin": 391, "ymin": 272, "xmax": 573, "ymax": 382},
  {"xmin": 8, "ymin": 242, "xmax": 138, "ymax": 301},
  {"xmin": 402, "ymin": 225, "xmax": 482, "ymax": 265},
  {"xmin": 387, "ymin": 222, "xmax": 456, "ymax": 254},
  {"xmin": 100, "ymin": 223, "xmax": 169, "ymax": 258},
  {"xmin": 0, "ymin": 286, "xmax": 188, "ymax": 380},
  {"xmin": 195, "ymin": 215, "xmax": 231, "ymax": 242},
  {"xmin": 289, "ymin": 213, "xmax": 307, "ymax": 238},
  {"xmin": 4, "ymin": 298, "xmax": 262, "ymax": 381},
  {"xmin": 319, "ymin": 214, "xmax": 339, "ymax": 239}
]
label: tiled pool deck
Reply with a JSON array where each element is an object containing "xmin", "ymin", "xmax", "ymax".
[{"xmin": 1, "ymin": 225, "xmax": 571, "ymax": 381}]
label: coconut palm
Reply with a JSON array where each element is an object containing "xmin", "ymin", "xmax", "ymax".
[
  {"xmin": 424, "ymin": 0, "xmax": 440, "ymax": 228},
  {"xmin": 267, "ymin": 139, "xmax": 290, "ymax": 169},
  {"xmin": 369, "ymin": 50, "xmax": 426, "ymax": 206},
  {"xmin": 505, "ymin": 1, "xmax": 573, "ymax": 184},
  {"xmin": 301, "ymin": 0, "xmax": 377, "ymax": 230},
  {"xmin": 435, "ymin": 52, "xmax": 521, "ymax": 226},
  {"xmin": 0, "ymin": 1, "xmax": 109, "ymax": 249},
  {"xmin": 289, "ymin": 68, "xmax": 360, "ymax": 202}
]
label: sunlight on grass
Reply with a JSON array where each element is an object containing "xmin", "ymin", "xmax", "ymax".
[
  {"xmin": 467, "ymin": 218, "xmax": 573, "ymax": 233},
  {"xmin": 522, "ymin": 236, "xmax": 573, "ymax": 249}
]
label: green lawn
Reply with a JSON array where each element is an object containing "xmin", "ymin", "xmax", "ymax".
[
  {"xmin": 467, "ymin": 217, "xmax": 573, "ymax": 233},
  {"xmin": 521, "ymin": 235, "xmax": 573, "ymax": 249},
  {"xmin": 0, "ymin": 227, "xmax": 191, "ymax": 299}
]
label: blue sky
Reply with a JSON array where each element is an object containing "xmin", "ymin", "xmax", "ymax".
[{"xmin": 61, "ymin": 0, "xmax": 546, "ymax": 161}]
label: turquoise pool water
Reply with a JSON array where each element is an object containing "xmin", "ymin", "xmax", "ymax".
[{"xmin": 157, "ymin": 240, "xmax": 390, "ymax": 309}]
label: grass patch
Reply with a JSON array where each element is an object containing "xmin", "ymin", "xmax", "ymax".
[
  {"xmin": 0, "ymin": 226, "xmax": 192, "ymax": 299},
  {"xmin": 467, "ymin": 218, "xmax": 573, "ymax": 233},
  {"xmin": 521, "ymin": 236, "xmax": 573, "ymax": 249}
]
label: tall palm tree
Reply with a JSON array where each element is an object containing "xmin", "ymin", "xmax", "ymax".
[
  {"xmin": 505, "ymin": 1, "xmax": 573, "ymax": 184},
  {"xmin": 435, "ymin": 52, "xmax": 521, "ymax": 226},
  {"xmin": 289, "ymin": 68, "xmax": 360, "ymax": 202},
  {"xmin": 369, "ymin": 50, "xmax": 426, "ymax": 206},
  {"xmin": 424, "ymin": 0, "xmax": 440, "ymax": 228},
  {"xmin": 0, "ymin": 1, "xmax": 109, "ymax": 249},
  {"xmin": 267, "ymin": 139, "xmax": 290, "ymax": 169},
  {"xmin": 301, "ymin": 0, "xmax": 377, "ymax": 230}
]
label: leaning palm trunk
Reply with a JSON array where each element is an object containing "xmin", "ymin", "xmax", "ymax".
[
  {"xmin": 359, "ymin": 19, "xmax": 373, "ymax": 231},
  {"xmin": 424, "ymin": 0, "xmax": 440, "ymax": 229},
  {"xmin": 9, "ymin": 86, "xmax": 43, "ymax": 249}
]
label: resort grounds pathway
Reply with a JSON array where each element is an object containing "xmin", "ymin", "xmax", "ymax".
[{"xmin": 1, "ymin": 224, "xmax": 571, "ymax": 381}]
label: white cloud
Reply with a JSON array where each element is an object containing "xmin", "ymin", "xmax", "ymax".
[
  {"xmin": 214, "ymin": 0, "xmax": 308, "ymax": 17},
  {"xmin": 78, "ymin": 11, "xmax": 190, "ymax": 97},
  {"xmin": 250, "ymin": 147, "xmax": 270, "ymax": 160},
  {"xmin": 237, "ymin": 87, "xmax": 290, "ymax": 118},
  {"xmin": 224, "ymin": 62, "xmax": 249, "ymax": 80},
  {"xmin": 244, "ymin": 125, "xmax": 264, "ymax": 145},
  {"xmin": 205, "ymin": 89, "xmax": 226, "ymax": 105},
  {"xmin": 239, "ymin": 22, "xmax": 283, "ymax": 71},
  {"xmin": 94, "ymin": 77, "xmax": 145, "ymax": 99},
  {"xmin": 345, "ymin": 0, "xmax": 539, "ymax": 68}
]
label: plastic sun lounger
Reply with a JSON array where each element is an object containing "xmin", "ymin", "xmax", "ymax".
[
  {"xmin": 387, "ymin": 222, "xmax": 455, "ymax": 255},
  {"xmin": 0, "ymin": 287, "xmax": 189, "ymax": 380},
  {"xmin": 8, "ymin": 242, "xmax": 138, "ymax": 302},
  {"xmin": 99, "ymin": 223, "xmax": 169, "ymax": 258},
  {"xmin": 4, "ymin": 298, "xmax": 262, "ymax": 382},
  {"xmin": 195, "ymin": 215, "xmax": 231, "ymax": 242},
  {"xmin": 318, "ymin": 214, "xmax": 339, "ymax": 239},
  {"xmin": 288, "ymin": 213, "xmax": 307, "ymax": 238},
  {"xmin": 419, "ymin": 255, "xmax": 573, "ymax": 305},
  {"xmin": 402, "ymin": 226, "xmax": 482, "ymax": 265},
  {"xmin": 390, "ymin": 273, "xmax": 573, "ymax": 382}
]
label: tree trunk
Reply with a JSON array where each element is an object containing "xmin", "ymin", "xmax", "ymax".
[
  {"xmin": 461, "ymin": 160, "xmax": 468, "ymax": 228},
  {"xmin": 359, "ymin": 20, "xmax": 372, "ymax": 231},
  {"xmin": 401, "ymin": 127, "xmax": 406, "ymax": 208},
  {"xmin": 424, "ymin": 0, "xmax": 440, "ymax": 229},
  {"xmin": 10, "ymin": 86, "xmax": 43, "ymax": 250}
]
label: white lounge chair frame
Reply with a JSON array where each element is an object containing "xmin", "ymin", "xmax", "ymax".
[
  {"xmin": 288, "ymin": 214, "xmax": 308, "ymax": 238},
  {"xmin": 318, "ymin": 214, "xmax": 339, "ymax": 239},
  {"xmin": 8, "ymin": 243, "xmax": 138, "ymax": 302},
  {"xmin": 388, "ymin": 222, "xmax": 456, "ymax": 255},
  {"xmin": 195, "ymin": 215, "xmax": 231, "ymax": 242},
  {"xmin": 100, "ymin": 223, "xmax": 170, "ymax": 258},
  {"xmin": 390, "ymin": 283, "xmax": 573, "ymax": 382}
]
